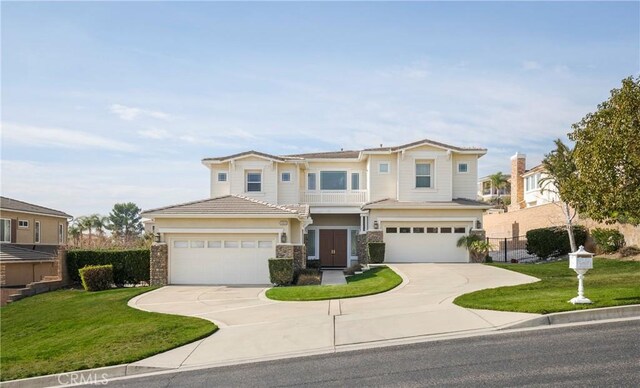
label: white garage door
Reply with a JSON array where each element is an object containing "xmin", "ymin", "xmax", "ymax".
[
  {"xmin": 168, "ymin": 234, "xmax": 277, "ymax": 284},
  {"xmin": 383, "ymin": 222, "xmax": 472, "ymax": 263}
]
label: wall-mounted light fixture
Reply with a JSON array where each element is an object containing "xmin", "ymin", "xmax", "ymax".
[
  {"xmin": 281, "ymin": 232, "xmax": 287, "ymax": 243},
  {"xmin": 154, "ymin": 233, "xmax": 161, "ymax": 243},
  {"xmin": 373, "ymin": 220, "xmax": 379, "ymax": 230},
  {"xmin": 476, "ymin": 220, "xmax": 482, "ymax": 230}
]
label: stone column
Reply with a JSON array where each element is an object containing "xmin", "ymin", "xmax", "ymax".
[
  {"xmin": 57, "ymin": 246, "xmax": 70, "ymax": 285},
  {"xmin": 509, "ymin": 153, "xmax": 526, "ymax": 212},
  {"xmin": 150, "ymin": 243, "xmax": 168, "ymax": 286}
]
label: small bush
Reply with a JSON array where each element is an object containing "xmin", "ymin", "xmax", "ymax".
[
  {"xmin": 306, "ymin": 260, "xmax": 320, "ymax": 270},
  {"xmin": 296, "ymin": 273, "xmax": 321, "ymax": 286},
  {"xmin": 485, "ymin": 255, "xmax": 493, "ymax": 263},
  {"xmin": 526, "ymin": 226, "xmax": 587, "ymax": 259},
  {"xmin": 79, "ymin": 265, "xmax": 114, "ymax": 291},
  {"xmin": 268, "ymin": 258, "xmax": 294, "ymax": 286},
  {"xmin": 619, "ymin": 245, "xmax": 640, "ymax": 258},
  {"xmin": 343, "ymin": 263, "xmax": 363, "ymax": 276},
  {"xmin": 294, "ymin": 268, "xmax": 320, "ymax": 284},
  {"xmin": 368, "ymin": 242, "xmax": 386, "ymax": 264},
  {"xmin": 591, "ymin": 228, "xmax": 625, "ymax": 253},
  {"xmin": 67, "ymin": 249, "xmax": 149, "ymax": 286}
]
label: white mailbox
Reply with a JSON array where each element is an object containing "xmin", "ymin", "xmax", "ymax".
[{"xmin": 568, "ymin": 246, "xmax": 593, "ymax": 304}]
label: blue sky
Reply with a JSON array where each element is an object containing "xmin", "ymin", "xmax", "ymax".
[{"xmin": 2, "ymin": 1, "xmax": 638, "ymax": 216}]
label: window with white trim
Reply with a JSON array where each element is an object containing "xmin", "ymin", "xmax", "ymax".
[
  {"xmin": 258, "ymin": 240, "xmax": 273, "ymax": 248},
  {"xmin": 440, "ymin": 227, "xmax": 452, "ymax": 233},
  {"xmin": 0, "ymin": 219, "xmax": 10, "ymax": 242},
  {"xmin": 174, "ymin": 241, "xmax": 188, "ymax": 248},
  {"xmin": 58, "ymin": 223, "xmax": 64, "ymax": 244},
  {"xmin": 379, "ymin": 163, "xmax": 389, "ymax": 174},
  {"xmin": 35, "ymin": 221, "xmax": 41, "ymax": 243},
  {"xmin": 385, "ymin": 227, "xmax": 397, "ymax": 233},
  {"xmin": 320, "ymin": 171, "xmax": 347, "ymax": 190},
  {"xmin": 350, "ymin": 229, "xmax": 358, "ymax": 256},
  {"xmin": 224, "ymin": 241, "xmax": 239, "ymax": 248},
  {"xmin": 190, "ymin": 240, "xmax": 205, "ymax": 248},
  {"xmin": 241, "ymin": 241, "xmax": 256, "ymax": 248},
  {"xmin": 454, "ymin": 227, "xmax": 466, "ymax": 233},
  {"xmin": 351, "ymin": 173, "xmax": 360, "ymax": 190},
  {"xmin": 246, "ymin": 171, "xmax": 262, "ymax": 192},
  {"xmin": 416, "ymin": 161, "xmax": 432, "ymax": 188},
  {"xmin": 281, "ymin": 172, "xmax": 291, "ymax": 182},
  {"xmin": 458, "ymin": 163, "xmax": 468, "ymax": 173},
  {"xmin": 307, "ymin": 173, "xmax": 316, "ymax": 190},
  {"xmin": 207, "ymin": 241, "xmax": 222, "ymax": 248},
  {"xmin": 525, "ymin": 173, "xmax": 541, "ymax": 192},
  {"xmin": 426, "ymin": 227, "xmax": 438, "ymax": 233},
  {"xmin": 18, "ymin": 220, "xmax": 29, "ymax": 228},
  {"xmin": 306, "ymin": 230, "xmax": 316, "ymax": 256},
  {"xmin": 218, "ymin": 172, "xmax": 227, "ymax": 182}
]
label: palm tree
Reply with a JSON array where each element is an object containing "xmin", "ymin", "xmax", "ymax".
[
  {"xmin": 68, "ymin": 224, "xmax": 82, "ymax": 246},
  {"xmin": 488, "ymin": 172, "xmax": 509, "ymax": 198},
  {"xmin": 457, "ymin": 234, "xmax": 492, "ymax": 263},
  {"xmin": 93, "ymin": 215, "xmax": 110, "ymax": 238}
]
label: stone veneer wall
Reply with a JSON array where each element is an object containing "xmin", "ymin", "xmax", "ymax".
[
  {"xmin": 150, "ymin": 243, "xmax": 168, "ymax": 286},
  {"xmin": 276, "ymin": 244, "xmax": 306, "ymax": 270},
  {"xmin": 358, "ymin": 230, "xmax": 384, "ymax": 264}
]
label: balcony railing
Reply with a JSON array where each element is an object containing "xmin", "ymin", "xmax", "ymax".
[{"xmin": 300, "ymin": 190, "xmax": 368, "ymax": 206}]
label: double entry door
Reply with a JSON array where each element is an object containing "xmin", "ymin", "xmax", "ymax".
[{"xmin": 319, "ymin": 229, "xmax": 348, "ymax": 267}]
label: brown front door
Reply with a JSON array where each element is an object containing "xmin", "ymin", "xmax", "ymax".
[{"xmin": 319, "ymin": 229, "xmax": 348, "ymax": 267}]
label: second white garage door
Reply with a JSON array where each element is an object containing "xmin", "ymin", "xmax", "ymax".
[
  {"xmin": 383, "ymin": 222, "xmax": 472, "ymax": 263},
  {"xmin": 168, "ymin": 234, "xmax": 277, "ymax": 285}
]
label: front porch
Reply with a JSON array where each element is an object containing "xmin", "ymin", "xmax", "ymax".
[{"xmin": 305, "ymin": 213, "xmax": 362, "ymax": 269}]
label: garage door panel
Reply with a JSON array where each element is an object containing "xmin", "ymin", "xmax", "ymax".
[
  {"xmin": 383, "ymin": 222, "xmax": 471, "ymax": 263},
  {"xmin": 168, "ymin": 234, "xmax": 276, "ymax": 285}
]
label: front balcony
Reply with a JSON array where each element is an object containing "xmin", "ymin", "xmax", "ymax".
[{"xmin": 300, "ymin": 190, "xmax": 368, "ymax": 206}]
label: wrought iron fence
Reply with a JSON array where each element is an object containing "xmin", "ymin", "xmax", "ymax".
[{"xmin": 486, "ymin": 236, "xmax": 538, "ymax": 263}]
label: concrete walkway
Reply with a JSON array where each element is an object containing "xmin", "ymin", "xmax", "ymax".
[
  {"xmin": 128, "ymin": 264, "xmax": 539, "ymax": 370},
  {"xmin": 321, "ymin": 270, "xmax": 347, "ymax": 285}
]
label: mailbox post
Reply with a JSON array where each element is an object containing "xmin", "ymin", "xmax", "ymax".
[{"xmin": 568, "ymin": 246, "xmax": 593, "ymax": 304}]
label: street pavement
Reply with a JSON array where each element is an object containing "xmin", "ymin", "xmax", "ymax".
[
  {"xmin": 102, "ymin": 319, "xmax": 640, "ymax": 387},
  {"xmin": 128, "ymin": 264, "xmax": 539, "ymax": 369}
]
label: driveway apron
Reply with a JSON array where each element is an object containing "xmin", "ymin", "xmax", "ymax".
[{"xmin": 128, "ymin": 264, "xmax": 539, "ymax": 369}]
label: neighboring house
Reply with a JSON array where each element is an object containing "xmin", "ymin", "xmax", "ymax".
[
  {"xmin": 509, "ymin": 153, "xmax": 559, "ymax": 211},
  {"xmin": 477, "ymin": 174, "xmax": 511, "ymax": 202},
  {"xmin": 142, "ymin": 138, "xmax": 491, "ymax": 285},
  {"xmin": 0, "ymin": 197, "xmax": 72, "ymax": 304}
]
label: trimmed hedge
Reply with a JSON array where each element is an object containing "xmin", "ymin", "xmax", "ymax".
[
  {"xmin": 269, "ymin": 258, "xmax": 294, "ymax": 286},
  {"xmin": 591, "ymin": 228, "xmax": 625, "ymax": 253},
  {"xmin": 368, "ymin": 242, "xmax": 386, "ymax": 264},
  {"xmin": 79, "ymin": 265, "xmax": 114, "ymax": 291},
  {"xmin": 526, "ymin": 226, "xmax": 587, "ymax": 259},
  {"xmin": 67, "ymin": 249, "xmax": 150, "ymax": 286}
]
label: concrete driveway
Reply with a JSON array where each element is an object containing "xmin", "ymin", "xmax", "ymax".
[{"xmin": 129, "ymin": 264, "xmax": 539, "ymax": 370}]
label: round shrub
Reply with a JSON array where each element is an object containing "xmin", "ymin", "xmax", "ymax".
[
  {"xmin": 79, "ymin": 265, "xmax": 114, "ymax": 291},
  {"xmin": 268, "ymin": 258, "xmax": 294, "ymax": 286},
  {"xmin": 368, "ymin": 242, "xmax": 386, "ymax": 264},
  {"xmin": 526, "ymin": 226, "xmax": 587, "ymax": 259},
  {"xmin": 591, "ymin": 228, "xmax": 625, "ymax": 253}
]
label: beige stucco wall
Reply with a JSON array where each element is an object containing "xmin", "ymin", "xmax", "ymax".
[
  {"xmin": 210, "ymin": 162, "xmax": 231, "ymax": 198},
  {"xmin": 397, "ymin": 145, "xmax": 452, "ymax": 202},
  {"xmin": 309, "ymin": 213, "xmax": 360, "ymax": 227},
  {"xmin": 452, "ymin": 154, "xmax": 479, "ymax": 200},
  {"xmin": 0, "ymin": 210, "xmax": 68, "ymax": 245},
  {"xmin": 1, "ymin": 262, "xmax": 57, "ymax": 287},
  {"xmin": 483, "ymin": 202, "xmax": 640, "ymax": 246},
  {"xmin": 277, "ymin": 163, "xmax": 300, "ymax": 205},
  {"xmin": 367, "ymin": 154, "xmax": 397, "ymax": 201}
]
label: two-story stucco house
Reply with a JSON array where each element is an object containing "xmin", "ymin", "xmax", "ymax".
[
  {"xmin": 508, "ymin": 153, "xmax": 559, "ymax": 211},
  {"xmin": 142, "ymin": 138, "xmax": 491, "ymax": 285}
]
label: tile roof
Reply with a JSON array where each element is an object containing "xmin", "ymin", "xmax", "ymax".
[
  {"xmin": 203, "ymin": 138, "xmax": 485, "ymax": 162},
  {"xmin": 141, "ymin": 195, "xmax": 310, "ymax": 217},
  {"xmin": 0, "ymin": 244, "xmax": 57, "ymax": 262},
  {"xmin": 362, "ymin": 198, "xmax": 492, "ymax": 210},
  {"xmin": 0, "ymin": 197, "xmax": 72, "ymax": 218}
]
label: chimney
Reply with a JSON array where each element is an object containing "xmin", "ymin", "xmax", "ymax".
[{"xmin": 509, "ymin": 152, "xmax": 526, "ymax": 211}]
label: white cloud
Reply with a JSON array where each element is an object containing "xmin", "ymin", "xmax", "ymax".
[
  {"xmin": 0, "ymin": 122, "xmax": 137, "ymax": 152},
  {"xmin": 109, "ymin": 104, "xmax": 170, "ymax": 121},
  {"xmin": 522, "ymin": 60, "xmax": 542, "ymax": 71},
  {"xmin": 137, "ymin": 128, "xmax": 171, "ymax": 139}
]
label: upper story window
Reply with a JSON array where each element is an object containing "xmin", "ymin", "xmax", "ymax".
[
  {"xmin": 59, "ymin": 223, "xmax": 65, "ymax": 244},
  {"xmin": 18, "ymin": 220, "xmax": 29, "ymax": 228},
  {"xmin": 525, "ymin": 173, "xmax": 541, "ymax": 192},
  {"xmin": 320, "ymin": 171, "xmax": 347, "ymax": 190},
  {"xmin": 217, "ymin": 172, "xmax": 227, "ymax": 182},
  {"xmin": 457, "ymin": 163, "xmax": 468, "ymax": 173},
  {"xmin": 307, "ymin": 173, "xmax": 317, "ymax": 190},
  {"xmin": 415, "ymin": 161, "xmax": 432, "ymax": 188},
  {"xmin": 246, "ymin": 171, "xmax": 262, "ymax": 192},
  {"xmin": 351, "ymin": 173, "xmax": 360, "ymax": 190},
  {"xmin": 35, "ymin": 221, "xmax": 41, "ymax": 243},
  {"xmin": 378, "ymin": 163, "xmax": 390, "ymax": 174},
  {"xmin": 281, "ymin": 172, "xmax": 291, "ymax": 182},
  {"xmin": 1, "ymin": 219, "xmax": 10, "ymax": 242}
]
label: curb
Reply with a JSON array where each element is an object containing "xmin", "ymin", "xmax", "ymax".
[
  {"xmin": 500, "ymin": 304, "xmax": 640, "ymax": 330},
  {"xmin": 0, "ymin": 364, "xmax": 168, "ymax": 388}
]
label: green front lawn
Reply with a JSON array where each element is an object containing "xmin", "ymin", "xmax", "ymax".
[
  {"xmin": 266, "ymin": 266, "xmax": 403, "ymax": 301},
  {"xmin": 0, "ymin": 287, "xmax": 216, "ymax": 381},
  {"xmin": 454, "ymin": 258, "xmax": 640, "ymax": 314}
]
